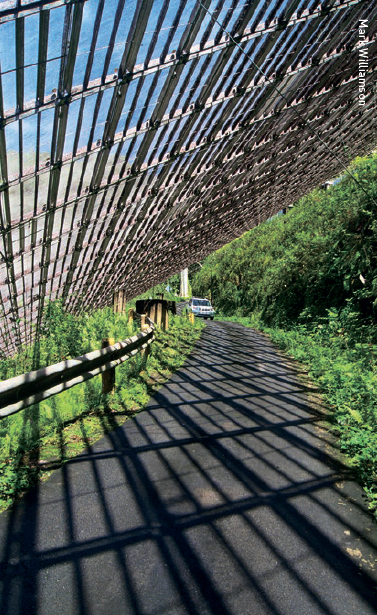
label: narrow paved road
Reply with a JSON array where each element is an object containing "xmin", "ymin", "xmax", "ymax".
[{"xmin": 1, "ymin": 321, "xmax": 377, "ymax": 615}]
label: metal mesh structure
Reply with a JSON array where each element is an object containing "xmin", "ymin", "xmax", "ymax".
[{"xmin": 0, "ymin": 0, "xmax": 376, "ymax": 355}]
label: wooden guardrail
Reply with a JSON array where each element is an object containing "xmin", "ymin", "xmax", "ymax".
[{"xmin": 0, "ymin": 317, "xmax": 155, "ymax": 418}]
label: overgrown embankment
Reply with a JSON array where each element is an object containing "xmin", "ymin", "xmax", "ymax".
[
  {"xmin": 193, "ymin": 152, "xmax": 377, "ymax": 516},
  {"xmin": 0, "ymin": 301, "xmax": 204, "ymax": 512}
]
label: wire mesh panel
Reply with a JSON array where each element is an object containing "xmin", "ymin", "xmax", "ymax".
[{"xmin": 0, "ymin": 0, "xmax": 376, "ymax": 354}]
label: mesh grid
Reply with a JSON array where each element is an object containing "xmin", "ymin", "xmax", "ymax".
[{"xmin": 0, "ymin": 0, "xmax": 376, "ymax": 354}]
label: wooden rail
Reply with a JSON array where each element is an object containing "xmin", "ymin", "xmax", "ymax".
[
  {"xmin": 0, "ymin": 317, "xmax": 154, "ymax": 418},
  {"xmin": 0, "ymin": 0, "xmax": 376, "ymax": 356}
]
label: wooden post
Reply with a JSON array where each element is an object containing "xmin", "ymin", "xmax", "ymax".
[
  {"xmin": 150, "ymin": 303, "xmax": 156, "ymax": 324},
  {"xmin": 162, "ymin": 302, "xmax": 169, "ymax": 330},
  {"xmin": 128, "ymin": 308, "xmax": 134, "ymax": 325},
  {"xmin": 113, "ymin": 290, "xmax": 126, "ymax": 313},
  {"xmin": 101, "ymin": 337, "xmax": 115, "ymax": 394},
  {"xmin": 140, "ymin": 314, "xmax": 150, "ymax": 361},
  {"xmin": 118, "ymin": 290, "xmax": 126, "ymax": 313},
  {"xmin": 113, "ymin": 291, "xmax": 119, "ymax": 313},
  {"xmin": 156, "ymin": 302, "xmax": 163, "ymax": 328}
]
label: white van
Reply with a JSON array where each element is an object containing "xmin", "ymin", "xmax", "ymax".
[{"xmin": 189, "ymin": 297, "xmax": 215, "ymax": 320}]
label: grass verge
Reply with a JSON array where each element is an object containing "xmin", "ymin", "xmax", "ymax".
[
  {"xmin": 0, "ymin": 315, "xmax": 204, "ymax": 513},
  {"xmin": 217, "ymin": 313, "xmax": 377, "ymax": 518}
]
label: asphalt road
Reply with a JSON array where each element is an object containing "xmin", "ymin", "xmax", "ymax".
[{"xmin": 1, "ymin": 321, "xmax": 377, "ymax": 615}]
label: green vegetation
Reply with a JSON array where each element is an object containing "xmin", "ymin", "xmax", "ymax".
[
  {"xmin": 0, "ymin": 299, "xmax": 204, "ymax": 513},
  {"xmin": 193, "ymin": 152, "xmax": 377, "ymax": 516},
  {"xmin": 135, "ymin": 273, "xmax": 182, "ymax": 301}
]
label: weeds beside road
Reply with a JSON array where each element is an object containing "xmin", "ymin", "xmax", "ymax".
[
  {"xmin": 0, "ymin": 309, "xmax": 204, "ymax": 513},
  {"xmin": 218, "ymin": 312, "xmax": 377, "ymax": 519}
]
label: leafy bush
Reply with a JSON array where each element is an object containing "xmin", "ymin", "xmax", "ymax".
[
  {"xmin": 0, "ymin": 300, "xmax": 204, "ymax": 512},
  {"xmin": 193, "ymin": 152, "xmax": 377, "ymax": 327},
  {"xmin": 220, "ymin": 306, "xmax": 377, "ymax": 516},
  {"xmin": 194, "ymin": 151, "xmax": 377, "ymax": 516},
  {"xmin": 264, "ymin": 313, "xmax": 377, "ymax": 515}
]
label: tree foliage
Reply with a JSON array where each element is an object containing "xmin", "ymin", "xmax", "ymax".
[
  {"xmin": 193, "ymin": 153, "xmax": 377, "ymax": 327},
  {"xmin": 193, "ymin": 151, "xmax": 377, "ymax": 515}
]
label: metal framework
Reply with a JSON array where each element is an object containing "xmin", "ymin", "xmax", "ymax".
[{"xmin": 0, "ymin": 0, "xmax": 376, "ymax": 355}]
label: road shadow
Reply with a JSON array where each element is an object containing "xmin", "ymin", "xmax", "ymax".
[{"xmin": 0, "ymin": 321, "xmax": 376, "ymax": 615}]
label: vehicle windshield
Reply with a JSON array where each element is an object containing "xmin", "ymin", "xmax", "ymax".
[{"xmin": 193, "ymin": 299, "xmax": 211, "ymax": 306}]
